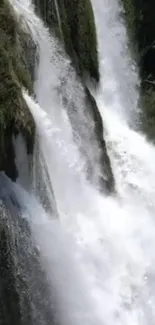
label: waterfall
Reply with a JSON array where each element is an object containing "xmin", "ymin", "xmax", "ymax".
[{"xmin": 5, "ymin": 0, "xmax": 155, "ymax": 324}]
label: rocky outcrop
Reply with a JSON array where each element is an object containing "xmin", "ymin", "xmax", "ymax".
[
  {"xmin": 122, "ymin": 0, "xmax": 155, "ymax": 139},
  {"xmin": 0, "ymin": 0, "xmax": 35, "ymax": 179},
  {"xmin": 34, "ymin": 0, "xmax": 99, "ymax": 83}
]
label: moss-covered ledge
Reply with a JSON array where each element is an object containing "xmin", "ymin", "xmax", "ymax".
[{"xmin": 0, "ymin": 0, "xmax": 35, "ymax": 179}]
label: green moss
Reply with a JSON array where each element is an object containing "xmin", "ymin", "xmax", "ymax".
[
  {"xmin": 0, "ymin": 0, "xmax": 35, "ymax": 172},
  {"xmin": 35, "ymin": 0, "xmax": 99, "ymax": 82}
]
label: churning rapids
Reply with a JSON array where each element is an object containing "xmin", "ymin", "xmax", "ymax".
[{"xmin": 1, "ymin": 0, "xmax": 155, "ymax": 324}]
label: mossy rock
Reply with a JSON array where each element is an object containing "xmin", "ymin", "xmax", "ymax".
[
  {"xmin": 0, "ymin": 0, "xmax": 35, "ymax": 177},
  {"xmin": 34, "ymin": 0, "xmax": 99, "ymax": 83}
]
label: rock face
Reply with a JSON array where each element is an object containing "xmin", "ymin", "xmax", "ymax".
[{"xmin": 122, "ymin": 0, "xmax": 155, "ymax": 139}]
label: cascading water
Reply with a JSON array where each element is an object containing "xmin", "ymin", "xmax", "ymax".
[{"xmin": 5, "ymin": 0, "xmax": 155, "ymax": 324}]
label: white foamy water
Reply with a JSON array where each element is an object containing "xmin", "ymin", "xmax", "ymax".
[{"xmin": 9, "ymin": 0, "xmax": 155, "ymax": 325}]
